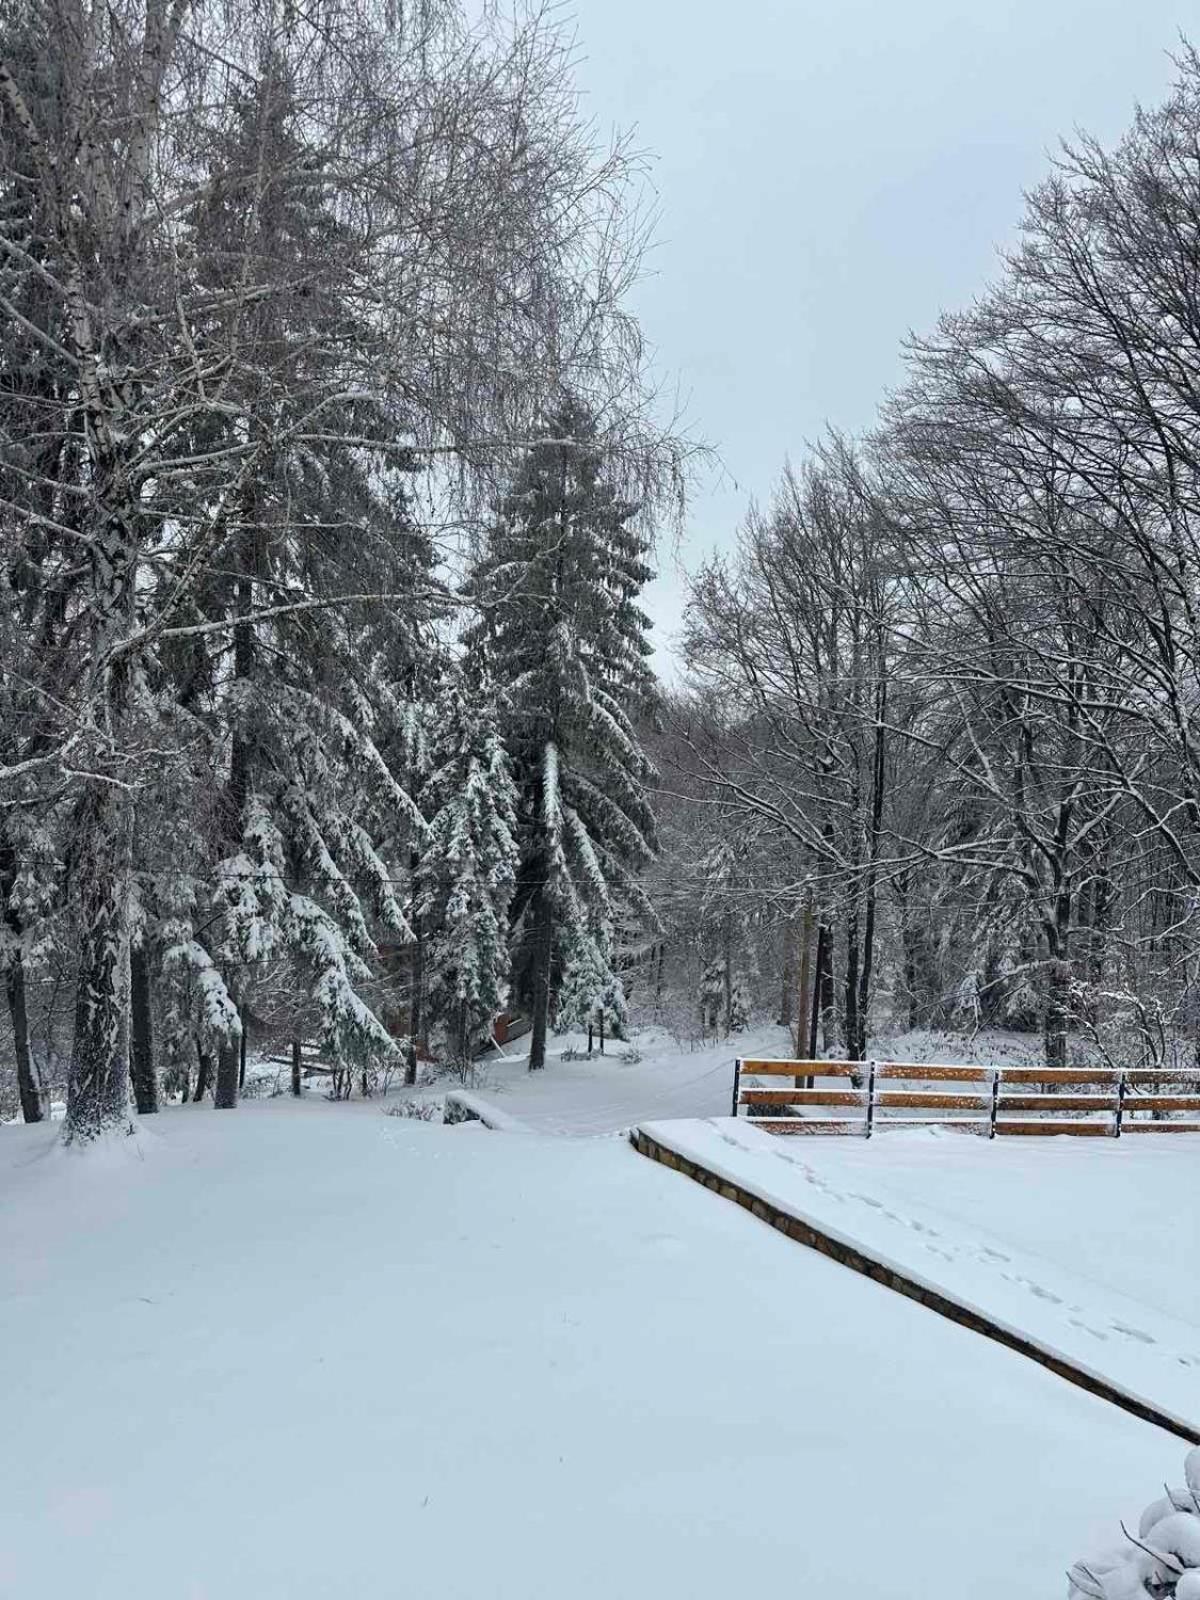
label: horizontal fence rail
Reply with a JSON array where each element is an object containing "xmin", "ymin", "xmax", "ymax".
[{"xmin": 731, "ymin": 1058, "xmax": 1200, "ymax": 1137}]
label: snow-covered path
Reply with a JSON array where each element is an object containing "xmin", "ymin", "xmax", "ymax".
[
  {"xmin": 464, "ymin": 1021, "xmax": 790, "ymax": 1133},
  {"xmin": 640, "ymin": 1117, "xmax": 1200, "ymax": 1432},
  {"xmin": 0, "ymin": 1099, "xmax": 1181, "ymax": 1598}
]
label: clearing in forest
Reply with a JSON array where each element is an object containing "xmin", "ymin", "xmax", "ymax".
[{"xmin": 0, "ymin": 1097, "xmax": 1183, "ymax": 1599}]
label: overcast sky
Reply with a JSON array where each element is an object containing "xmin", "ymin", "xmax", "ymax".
[{"xmin": 567, "ymin": 0, "xmax": 1190, "ymax": 671}]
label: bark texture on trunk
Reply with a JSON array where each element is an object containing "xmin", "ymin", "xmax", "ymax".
[
  {"xmin": 1, "ymin": 836, "xmax": 47, "ymax": 1122},
  {"xmin": 65, "ymin": 781, "xmax": 135, "ymax": 1142},
  {"xmin": 1044, "ymin": 956, "xmax": 1070, "ymax": 1073},
  {"xmin": 194, "ymin": 1041, "xmax": 213, "ymax": 1101},
  {"xmin": 811, "ymin": 919, "xmax": 834, "ymax": 1057},
  {"xmin": 527, "ymin": 887, "xmax": 553, "ymax": 1071},
  {"xmin": 7, "ymin": 966, "xmax": 39, "ymax": 1121},
  {"xmin": 404, "ymin": 901, "xmax": 424, "ymax": 1087},
  {"xmin": 844, "ymin": 908, "xmax": 862, "ymax": 1062},
  {"xmin": 6, "ymin": 953, "xmax": 46, "ymax": 1124},
  {"xmin": 214, "ymin": 1021, "xmax": 241, "ymax": 1109},
  {"xmin": 129, "ymin": 940, "xmax": 158, "ymax": 1114},
  {"xmin": 793, "ymin": 896, "xmax": 813, "ymax": 1083}
]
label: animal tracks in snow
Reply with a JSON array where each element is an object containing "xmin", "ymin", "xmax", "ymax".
[{"xmin": 707, "ymin": 1120, "xmax": 1200, "ymax": 1396}]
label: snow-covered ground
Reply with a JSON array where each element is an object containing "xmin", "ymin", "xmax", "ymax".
[
  {"xmin": 0, "ymin": 1097, "xmax": 1181, "ymax": 1599},
  {"xmin": 641, "ymin": 1117, "xmax": 1200, "ymax": 1431},
  {"xmin": 461, "ymin": 1020, "xmax": 792, "ymax": 1132},
  {"xmin": 461, "ymin": 1021, "xmax": 1079, "ymax": 1135}
]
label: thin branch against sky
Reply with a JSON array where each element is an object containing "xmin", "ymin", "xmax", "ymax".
[{"xmin": 569, "ymin": 0, "xmax": 1188, "ymax": 669}]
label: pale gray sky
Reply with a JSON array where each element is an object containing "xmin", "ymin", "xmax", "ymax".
[{"xmin": 568, "ymin": 0, "xmax": 1190, "ymax": 669}]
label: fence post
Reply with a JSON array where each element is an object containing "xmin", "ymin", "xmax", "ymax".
[
  {"xmin": 989, "ymin": 1070, "xmax": 1000, "ymax": 1140},
  {"xmin": 865, "ymin": 1059, "xmax": 877, "ymax": 1139},
  {"xmin": 732, "ymin": 1058, "xmax": 742, "ymax": 1119},
  {"xmin": 1115, "ymin": 1071, "xmax": 1125, "ymax": 1139}
]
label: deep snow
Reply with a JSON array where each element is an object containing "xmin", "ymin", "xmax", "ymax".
[
  {"xmin": 640, "ymin": 1116, "xmax": 1200, "ymax": 1431},
  {"xmin": 0, "ymin": 1097, "xmax": 1184, "ymax": 1598}
]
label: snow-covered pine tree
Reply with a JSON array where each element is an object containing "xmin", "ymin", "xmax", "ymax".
[
  {"xmin": 555, "ymin": 918, "xmax": 629, "ymax": 1042},
  {"xmin": 694, "ymin": 833, "xmax": 757, "ymax": 1037},
  {"xmin": 151, "ymin": 56, "xmax": 441, "ymax": 1106},
  {"xmin": 466, "ymin": 397, "xmax": 660, "ymax": 1070},
  {"xmin": 417, "ymin": 676, "xmax": 519, "ymax": 1073}
]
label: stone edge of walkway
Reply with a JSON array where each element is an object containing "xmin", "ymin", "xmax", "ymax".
[{"xmin": 630, "ymin": 1123, "xmax": 1200, "ymax": 1447}]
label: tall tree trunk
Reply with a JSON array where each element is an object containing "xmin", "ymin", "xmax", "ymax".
[
  {"xmin": 291, "ymin": 1036, "xmax": 302, "ymax": 1097},
  {"xmin": 779, "ymin": 922, "xmax": 795, "ymax": 1028},
  {"xmin": 1041, "ymin": 846, "xmax": 1074, "ymax": 1073},
  {"xmin": 1, "ymin": 836, "xmax": 47, "ymax": 1122},
  {"xmin": 409, "ymin": 906, "xmax": 425, "ymax": 1083},
  {"xmin": 808, "ymin": 920, "xmax": 827, "ymax": 1059},
  {"xmin": 213, "ymin": 505, "xmax": 260, "ymax": 1114},
  {"xmin": 794, "ymin": 894, "xmax": 814, "ymax": 1087},
  {"xmin": 1043, "ymin": 960, "xmax": 1070, "ymax": 1074},
  {"xmin": 721, "ymin": 915, "xmax": 733, "ymax": 1037},
  {"xmin": 194, "ymin": 1039, "xmax": 213, "ymax": 1101},
  {"xmin": 1089, "ymin": 841, "xmax": 1113, "ymax": 990},
  {"xmin": 129, "ymin": 939, "xmax": 158, "ymax": 1114},
  {"xmin": 895, "ymin": 870, "xmax": 922, "ymax": 1030},
  {"xmin": 66, "ymin": 779, "xmax": 135, "ymax": 1142},
  {"xmin": 458, "ymin": 998, "xmax": 470, "ymax": 1078},
  {"xmin": 1043, "ymin": 895, "xmax": 1072, "ymax": 1074},
  {"xmin": 815, "ymin": 920, "xmax": 834, "ymax": 1055},
  {"xmin": 214, "ymin": 1014, "xmax": 241, "ymax": 1109},
  {"xmin": 854, "ymin": 706, "xmax": 886, "ymax": 1060},
  {"xmin": 844, "ymin": 907, "xmax": 862, "ymax": 1063},
  {"xmin": 63, "ymin": 513, "xmax": 137, "ymax": 1141},
  {"xmin": 6, "ymin": 952, "xmax": 46, "ymax": 1124},
  {"xmin": 527, "ymin": 887, "xmax": 553, "ymax": 1071}
]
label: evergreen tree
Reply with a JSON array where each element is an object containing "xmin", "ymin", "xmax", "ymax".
[
  {"xmin": 0, "ymin": 0, "xmax": 68, "ymax": 1123},
  {"xmin": 152, "ymin": 57, "xmax": 439, "ymax": 1104},
  {"xmin": 417, "ymin": 677, "xmax": 519, "ymax": 1072},
  {"xmin": 467, "ymin": 398, "xmax": 660, "ymax": 1069}
]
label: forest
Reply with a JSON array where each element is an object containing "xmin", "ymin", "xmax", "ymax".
[{"xmin": 7, "ymin": 0, "xmax": 1200, "ymax": 1136}]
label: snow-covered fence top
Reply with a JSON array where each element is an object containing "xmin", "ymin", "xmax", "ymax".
[{"xmin": 733, "ymin": 1059, "xmax": 1200, "ymax": 1137}]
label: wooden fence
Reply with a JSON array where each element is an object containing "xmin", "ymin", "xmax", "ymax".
[{"xmin": 732, "ymin": 1058, "xmax": 1200, "ymax": 1136}]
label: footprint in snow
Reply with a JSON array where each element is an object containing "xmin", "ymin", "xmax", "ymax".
[
  {"xmin": 1069, "ymin": 1318, "xmax": 1109, "ymax": 1341},
  {"xmin": 1027, "ymin": 1284, "xmax": 1063, "ymax": 1305},
  {"xmin": 998, "ymin": 1271, "xmax": 1062, "ymax": 1305},
  {"xmin": 1111, "ymin": 1321, "xmax": 1156, "ymax": 1345}
]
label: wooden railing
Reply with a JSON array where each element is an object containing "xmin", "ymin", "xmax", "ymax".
[{"xmin": 732, "ymin": 1058, "xmax": 1200, "ymax": 1137}]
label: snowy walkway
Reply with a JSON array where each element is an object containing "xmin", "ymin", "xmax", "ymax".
[
  {"xmin": 639, "ymin": 1117, "xmax": 1200, "ymax": 1432},
  {"xmin": 0, "ymin": 1100, "xmax": 1180, "ymax": 1598},
  {"xmin": 461, "ymin": 1021, "xmax": 790, "ymax": 1133}
]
